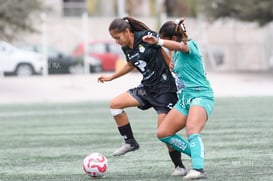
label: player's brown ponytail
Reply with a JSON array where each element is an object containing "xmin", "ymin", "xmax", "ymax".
[{"xmin": 175, "ymin": 18, "xmax": 188, "ymax": 44}]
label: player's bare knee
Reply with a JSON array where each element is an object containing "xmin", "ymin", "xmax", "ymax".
[
  {"xmin": 109, "ymin": 99, "xmax": 124, "ymax": 116},
  {"xmin": 109, "ymin": 99, "xmax": 121, "ymax": 109},
  {"xmin": 157, "ymin": 129, "xmax": 166, "ymax": 139}
]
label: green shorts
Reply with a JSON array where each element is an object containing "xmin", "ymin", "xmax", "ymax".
[{"xmin": 174, "ymin": 88, "xmax": 214, "ymax": 117}]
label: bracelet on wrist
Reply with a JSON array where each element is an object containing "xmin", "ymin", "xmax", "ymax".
[{"xmin": 157, "ymin": 39, "xmax": 164, "ymax": 46}]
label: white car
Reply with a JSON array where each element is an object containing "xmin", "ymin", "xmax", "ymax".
[{"xmin": 0, "ymin": 41, "xmax": 45, "ymax": 76}]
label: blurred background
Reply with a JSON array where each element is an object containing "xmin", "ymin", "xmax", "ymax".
[
  {"xmin": 0, "ymin": 0, "xmax": 272, "ymax": 77},
  {"xmin": 0, "ymin": 0, "xmax": 272, "ymax": 103}
]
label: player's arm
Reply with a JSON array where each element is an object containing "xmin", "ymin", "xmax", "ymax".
[
  {"xmin": 160, "ymin": 48, "xmax": 171, "ymax": 66},
  {"xmin": 160, "ymin": 39, "xmax": 189, "ymax": 53},
  {"xmin": 142, "ymin": 35, "xmax": 189, "ymax": 53},
  {"xmin": 110, "ymin": 61, "xmax": 134, "ymax": 79},
  {"xmin": 97, "ymin": 62, "xmax": 134, "ymax": 83}
]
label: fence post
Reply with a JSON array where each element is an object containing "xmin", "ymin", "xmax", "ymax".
[
  {"xmin": 117, "ymin": 0, "xmax": 126, "ymax": 17},
  {"xmin": 41, "ymin": 12, "xmax": 48, "ymax": 76},
  {"xmin": 82, "ymin": 12, "xmax": 89, "ymax": 74},
  {"xmin": 0, "ymin": 52, "xmax": 3, "ymax": 77}
]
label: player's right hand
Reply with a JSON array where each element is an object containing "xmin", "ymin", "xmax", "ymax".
[{"xmin": 97, "ymin": 76, "xmax": 111, "ymax": 83}]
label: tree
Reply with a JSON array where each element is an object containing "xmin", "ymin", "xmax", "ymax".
[
  {"xmin": 0, "ymin": 0, "xmax": 46, "ymax": 41},
  {"xmin": 201, "ymin": 0, "xmax": 273, "ymax": 26},
  {"xmin": 164, "ymin": 0, "xmax": 198, "ymax": 17}
]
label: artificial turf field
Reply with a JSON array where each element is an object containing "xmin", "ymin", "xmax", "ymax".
[{"xmin": 0, "ymin": 97, "xmax": 273, "ymax": 181}]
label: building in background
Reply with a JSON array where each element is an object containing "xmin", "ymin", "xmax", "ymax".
[{"xmin": 44, "ymin": 0, "xmax": 154, "ymax": 17}]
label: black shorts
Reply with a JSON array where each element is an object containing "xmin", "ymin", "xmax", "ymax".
[{"xmin": 127, "ymin": 85, "xmax": 178, "ymax": 114}]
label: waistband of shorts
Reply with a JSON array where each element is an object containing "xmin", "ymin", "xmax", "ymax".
[{"xmin": 178, "ymin": 87, "xmax": 214, "ymax": 94}]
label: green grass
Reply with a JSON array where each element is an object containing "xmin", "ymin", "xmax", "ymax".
[{"xmin": 0, "ymin": 97, "xmax": 273, "ymax": 181}]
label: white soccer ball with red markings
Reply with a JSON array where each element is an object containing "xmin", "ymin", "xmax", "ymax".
[{"xmin": 82, "ymin": 152, "xmax": 108, "ymax": 178}]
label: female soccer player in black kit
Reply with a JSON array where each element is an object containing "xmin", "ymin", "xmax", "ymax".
[{"xmin": 97, "ymin": 17, "xmax": 186, "ymax": 176}]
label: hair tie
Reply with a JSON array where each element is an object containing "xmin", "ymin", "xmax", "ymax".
[
  {"xmin": 181, "ymin": 24, "xmax": 186, "ymax": 32},
  {"xmin": 123, "ymin": 18, "xmax": 129, "ymax": 23},
  {"xmin": 174, "ymin": 19, "xmax": 186, "ymax": 32}
]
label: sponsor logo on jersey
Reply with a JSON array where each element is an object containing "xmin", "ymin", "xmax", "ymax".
[
  {"xmin": 138, "ymin": 44, "xmax": 145, "ymax": 53},
  {"xmin": 127, "ymin": 52, "xmax": 139, "ymax": 60}
]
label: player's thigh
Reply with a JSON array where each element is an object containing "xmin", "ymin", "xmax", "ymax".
[
  {"xmin": 110, "ymin": 91, "xmax": 141, "ymax": 109},
  {"xmin": 157, "ymin": 108, "xmax": 187, "ymax": 138},
  {"xmin": 157, "ymin": 113, "xmax": 167, "ymax": 128},
  {"xmin": 186, "ymin": 106, "xmax": 207, "ymax": 135}
]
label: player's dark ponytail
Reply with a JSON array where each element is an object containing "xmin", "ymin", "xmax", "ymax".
[{"xmin": 109, "ymin": 16, "xmax": 150, "ymax": 33}]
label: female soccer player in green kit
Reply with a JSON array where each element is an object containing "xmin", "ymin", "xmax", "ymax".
[{"xmin": 143, "ymin": 18, "xmax": 215, "ymax": 180}]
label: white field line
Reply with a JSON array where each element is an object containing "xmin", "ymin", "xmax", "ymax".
[{"xmin": 0, "ymin": 108, "xmax": 106, "ymax": 118}]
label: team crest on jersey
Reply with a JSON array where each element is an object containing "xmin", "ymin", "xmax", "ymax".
[{"xmin": 138, "ymin": 44, "xmax": 145, "ymax": 53}]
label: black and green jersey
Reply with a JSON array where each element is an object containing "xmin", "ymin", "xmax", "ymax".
[{"xmin": 122, "ymin": 30, "xmax": 177, "ymax": 95}]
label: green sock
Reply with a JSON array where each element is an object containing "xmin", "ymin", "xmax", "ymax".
[
  {"xmin": 188, "ymin": 134, "xmax": 204, "ymax": 169},
  {"xmin": 159, "ymin": 134, "xmax": 191, "ymax": 157}
]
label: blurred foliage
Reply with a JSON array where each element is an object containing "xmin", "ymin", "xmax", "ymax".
[
  {"xmin": 1, "ymin": 0, "xmax": 272, "ymax": 42},
  {"xmin": 164, "ymin": 0, "xmax": 198, "ymax": 17},
  {"xmin": 201, "ymin": 0, "xmax": 273, "ymax": 26},
  {"xmin": 86, "ymin": 0, "xmax": 97, "ymax": 14},
  {"xmin": 0, "ymin": 0, "xmax": 47, "ymax": 42}
]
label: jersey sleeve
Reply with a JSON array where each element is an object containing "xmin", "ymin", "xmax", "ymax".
[
  {"xmin": 144, "ymin": 30, "xmax": 159, "ymax": 37},
  {"xmin": 188, "ymin": 40, "xmax": 200, "ymax": 56}
]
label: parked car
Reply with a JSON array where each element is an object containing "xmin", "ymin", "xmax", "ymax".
[
  {"xmin": 19, "ymin": 44, "xmax": 82, "ymax": 74},
  {"xmin": 71, "ymin": 40, "xmax": 125, "ymax": 71},
  {"xmin": 0, "ymin": 41, "xmax": 44, "ymax": 76},
  {"xmin": 71, "ymin": 55, "xmax": 102, "ymax": 73}
]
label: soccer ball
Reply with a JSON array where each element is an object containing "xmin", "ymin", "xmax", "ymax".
[{"xmin": 82, "ymin": 152, "xmax": 108, "ymax": 178}]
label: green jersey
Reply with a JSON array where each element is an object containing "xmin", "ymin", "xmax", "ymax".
[{"xmin": 173, "ymin": 40, "xmax": 212, "ymax": 92}]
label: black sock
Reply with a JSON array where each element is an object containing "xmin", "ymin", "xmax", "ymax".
[
  {"xmin": 169, "ymin": 150, "xmax": 185, "ymax": 168},
  {"xmin": 118, "ymin": 123, "xmax": 135, "ymax": 142}
]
